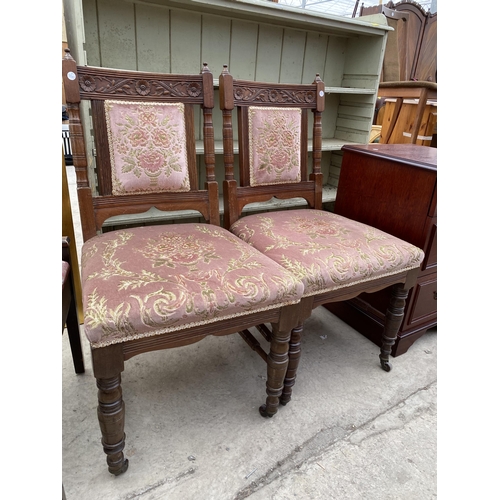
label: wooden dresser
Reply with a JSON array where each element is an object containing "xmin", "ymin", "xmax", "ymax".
[{"xmin": 324, "ymin": 144, "xmax": 437, "ymax": 356}]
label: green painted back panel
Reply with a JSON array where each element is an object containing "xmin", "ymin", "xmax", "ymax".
[
  {"xmin": 98, "ymin": 0, "xmax": 136, "ymax": 70},
  {"xmin": 255, "ymin": 25, "xmax": 283, "ymax": 82},
  {"xmin": 136, "ymin": 4, "xmax": 171, "ymax": 72},
  {"xmin": 82, "ymin": 0, "xmax": 99, "ymax": 66},
  {"xmin": 302, "ymin": 32, "xmax": 329, "ymax": 83},
  {"xmin": 229, "ymin": 20, "xmax": 259, "ymax": 80},
  {"xmin": 170, "ymin": 10, "xmax": 202, "ymax": 73},
  {"xmin": 279, "ymin": 28, "xmax": 306, "ymax": 83},
  {"xmin": 83, "ymin": 0, "xmax": 384, "ymax": 89},
  {"xmin": 79, "ymin": 0, "xmax": 387, "ymax": 192},
  {"xmin": 322, "ymin": 36, "xmax": 347, "ymax": 87},
  {"xmin": 201, "ymin": 15, "xmax": 231, "ymax": 73}
]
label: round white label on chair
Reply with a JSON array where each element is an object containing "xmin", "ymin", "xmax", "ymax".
[
  {"xmin": 319, "ymin": 90, "xmax": 324, "ymax": 97},
  {"xmin": 67, "ymin": 72, "xmax": 76, "ymax": 81}
]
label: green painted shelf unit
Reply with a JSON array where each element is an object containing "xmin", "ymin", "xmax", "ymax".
[{"xmin": 64, "ymin": 0, "xmax": 390, "ymax": 228}]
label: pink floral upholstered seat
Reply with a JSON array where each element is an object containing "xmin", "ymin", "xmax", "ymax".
[
  {"xmin": 82, "ymin": 224, "xmax": 303, "ymax": 347},
  {"xmin": 230, "ymin": 209, "xmax": 424, "ymax": 297}
]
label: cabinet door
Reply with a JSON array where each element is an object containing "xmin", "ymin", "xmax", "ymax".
[
  {"xmin": 406, "ymin": 275, "xmax": 437, "ymax": 328},
  {"xmin": 335, "ymin": 147, "xmax": 436, "ymax": 249},
  {"xmin": 421, "ymin": 219, "xmax": 437, "ymax": 273}
]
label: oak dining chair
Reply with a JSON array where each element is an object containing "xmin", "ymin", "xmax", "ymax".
[
  {"xmin": 219, "ymin": 65, "xmax": 424, "ymax": 408},
  {"xmin": 62, "ymin": 50, "xmax": 305, "ymax": 475}
]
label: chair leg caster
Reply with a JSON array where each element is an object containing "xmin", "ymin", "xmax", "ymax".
[
  {"xmin": 279, "ymin": 395, "xmax": 290, "ymax": 406},
  {"xmin": 259, "ymin": 404, "xmax": 275, "ymax": 418},
  {"xmin": 380, "ymin": 359, "xmax": 392, "ymax": 372},
  {"xmin": 109, "ymin": 458, "xmax": 129, "ymax": 476}
]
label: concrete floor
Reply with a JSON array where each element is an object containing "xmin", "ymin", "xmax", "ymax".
[{"xmin": 62, "ymin": 166, "xmax": 437, "ymax": 499}]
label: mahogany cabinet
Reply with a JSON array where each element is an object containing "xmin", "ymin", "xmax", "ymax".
[{"xmin": 324, "ymin": 144, "xmax": 437, "ymax": 356}]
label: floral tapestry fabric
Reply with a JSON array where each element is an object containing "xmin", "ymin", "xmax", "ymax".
[
  {"xmin": 248, "ymin": 106, "xmax": 302, "ymax": 186},
  {"xmin": 81, "ymin": 224, "xmax": 304, "ymax": 348},
  {"xmin": 104, "ymin": 100, "xmax": 190, "ymax": 195},
  {"xmin": 230, "ymin": 209, "xmax": 425, "ymax": 297}
]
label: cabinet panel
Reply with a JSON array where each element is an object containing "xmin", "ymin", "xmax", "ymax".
[
  {"xmin": 407, "ymin": 276, "xmax": 437, "ymax": 326},
  {"xmin": 421, "ymin": 220, "xmax": 437, "ymax": 272},
  {"xmin": 335, "ymin": 146, "xmax": 437, "ymax": 248},
  {"xmin": 331, "ymin": 144, "xmax": 437, "ymax": 356},
  {"xmin": 428, "ymin": 182, "xmax": 437, "ymax": 217}
]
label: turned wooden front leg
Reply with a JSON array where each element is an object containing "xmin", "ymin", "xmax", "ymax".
[
  {"xmin": 97, "ymin": 375, "xmax": 128, "ymax": 475},
  {"xmin": 379, "ymin": 283, "xmax": 409, "ymax": 372},
  {"xmin": 92, "ymin": 344, "xmax": 128, "ymax": 475},
  {"xmin": 279, "ymin": 322, "xmax": 304, "ymax": 406},
  {"xmin": 259, "ymin": 323, "xmax": 292, "ymax": 418}
]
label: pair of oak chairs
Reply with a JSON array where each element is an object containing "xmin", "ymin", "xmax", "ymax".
[{"xmin": 62, "ymin": 49, "xmax": 424, "ymax": 475}]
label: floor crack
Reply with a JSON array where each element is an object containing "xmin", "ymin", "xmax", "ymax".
[
  {"xmin": 233, "ymin": 380, "xmax": 436, "ymax": 499},
  {"xmin": 121, "ymin": 466, "xmax": 196, "ymax": 499}
]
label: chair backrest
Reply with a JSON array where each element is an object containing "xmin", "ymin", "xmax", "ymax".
[
  {"xmin": 219, "ymin": 65, "xmax": 325, "ymax": 229},
  {"xmin": 62, "ymin": 49, "xmax": 218, "ymax": 242}
]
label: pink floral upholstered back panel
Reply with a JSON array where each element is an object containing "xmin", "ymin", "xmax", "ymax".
[
  {"xmin": 248, "ymin": 106, "xmax": 302, "ymax": 186},
  {"xmin": 104, "ymin": 100, "xmax": 190, "ymax": 195}
]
